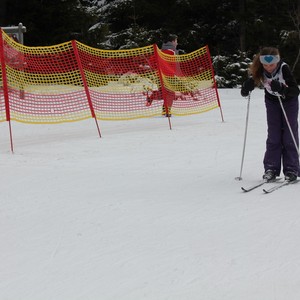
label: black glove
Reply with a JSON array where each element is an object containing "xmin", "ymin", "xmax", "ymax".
[
  {"xmin": 270, "ymin": 80, "xmax": 284, "ymax": 94},
  {"xmin": 241, "ymin": 78, "xmax": 255, "ymax": 97}
]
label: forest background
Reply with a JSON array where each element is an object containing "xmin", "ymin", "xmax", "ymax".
[{"xmin": 0, "ymin": 0, "xmax": 299, "ymax": 86}]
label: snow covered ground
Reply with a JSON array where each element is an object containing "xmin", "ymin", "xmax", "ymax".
[{"xmin": 1, "ymin": 88, "xmax": 300, "ymax": 300}]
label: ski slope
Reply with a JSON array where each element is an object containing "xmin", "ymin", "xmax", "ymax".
[{"xmin": 1, "ymin": 88, "xmax": 300, "ymax": 300}]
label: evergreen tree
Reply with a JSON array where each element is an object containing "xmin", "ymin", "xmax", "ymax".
[
  {"xmin": 1, "ymin": 0, "xmax": 299, "ymax": 83},
  {"xmin": 3, "ymin": 0, "xmax": 96, "ymax": 46}
]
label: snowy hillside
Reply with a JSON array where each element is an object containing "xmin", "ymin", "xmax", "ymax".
[{"xmin": 1, "ymin": 88, "xmax": 300, "ymax": 300}]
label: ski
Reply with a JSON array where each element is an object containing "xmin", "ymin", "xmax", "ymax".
[
  {"xmin": 241, "ymin": 178, "xmax": 281, "ymax": 192},
  {"xmin": 263, "ymin": 179, "xmax": 298, "ymax": 194},
  {"xmin": 241, "ymin": 180, "xmax": 267, "ymax": 192}
]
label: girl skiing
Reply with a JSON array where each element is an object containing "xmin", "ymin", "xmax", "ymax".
[{"xmin": 241, "ymin": 47, "xmax": 300, "ymax": 182}]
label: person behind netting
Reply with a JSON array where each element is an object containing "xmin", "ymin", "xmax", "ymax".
[
  {"xmin": 161, "ymin": 34, "xmax": 179, "ymax": 117},
  {"xmin": 161, "ymin": 34, "xmax": 179, "ymax": 55},
  {"xmin": 241, "ymin": 46, "xmax": 300, "ymax": 182}
]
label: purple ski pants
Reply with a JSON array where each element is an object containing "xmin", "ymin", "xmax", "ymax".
[{"xmin": 263, "ymin": 96, "xmax": 299, "ymax": 176}]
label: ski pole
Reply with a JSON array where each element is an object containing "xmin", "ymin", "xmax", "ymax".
[
  {"xmin": 236, "ymin": 92, "xmax": 251, "ymax": 181},
  {"xmin": 277, "ymin": 95, "xmax": 300, "ymax": 157}
]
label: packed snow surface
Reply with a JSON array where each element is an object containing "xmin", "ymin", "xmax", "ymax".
[{"xmin": 1, "ymin": 89, "xmax": 300, "ymax": 300}]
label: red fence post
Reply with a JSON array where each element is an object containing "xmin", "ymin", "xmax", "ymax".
[
  {"xmin": 0, "ymin": 29, "xmax": 11, "ymax": 121},
  {"xmin": 71, "ymin": 40, "xmax": 102, "ymax": 138},
  {"xmin": 0, "ymin": 29, "xmax": 14, "ymax": 152},
  {"xmin": 206, "ymin": 45, "xmax": 224, "ymax": 122},
  {"xmin": 153, "ymin": 44, "xmax": 172, "ymax": 130}
]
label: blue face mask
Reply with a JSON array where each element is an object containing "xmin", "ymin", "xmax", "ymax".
[{"xmin": 259, "ymin": 55, "xmax": 280, "ymax": 65}]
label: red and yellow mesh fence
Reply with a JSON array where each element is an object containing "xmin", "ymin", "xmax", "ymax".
[{"xmin": 0, "ymin": 29, "xmax": 222, "ymax": 125}]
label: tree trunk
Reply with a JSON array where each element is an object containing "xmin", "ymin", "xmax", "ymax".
[
  {"xmin": 0, "ymin": 0, "xmax": 7, "ymax": 26},
  {"xmin": 239, "ymin": 0, "xmax": 246, "ymax": 52}
]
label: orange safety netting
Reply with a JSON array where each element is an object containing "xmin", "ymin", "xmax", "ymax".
[{"xmin": 0, "ymin": 29, "xmax": 222, "ymax": 124}]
